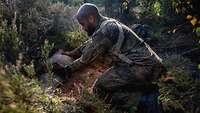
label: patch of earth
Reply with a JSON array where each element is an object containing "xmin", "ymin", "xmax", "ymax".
[{"xmin": 61, "ymin": 64, "xmax": 108, "ymax": 101}]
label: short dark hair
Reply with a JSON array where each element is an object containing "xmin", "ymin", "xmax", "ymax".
[{"xmin": 75, "ymin": 3, "xmax": 101, "ymax": 20}]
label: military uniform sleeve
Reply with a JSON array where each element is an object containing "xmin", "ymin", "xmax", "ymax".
[
  {"xmin": 69, "ymin": 22, "xmax": 119, "ymax": 72},
  {"xmin": 66, "ymin": 39, "xmax": 92, "ymax": 59}
]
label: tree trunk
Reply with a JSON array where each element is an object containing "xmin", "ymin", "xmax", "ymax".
[{"xmin": 104, "ymin": 0, "xmax": 112, "ymax": 16}]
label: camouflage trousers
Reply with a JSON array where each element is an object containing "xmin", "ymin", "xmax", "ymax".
[{"xmin": 93, "ymin": 64, "xmax": 163, "ymax": 112}]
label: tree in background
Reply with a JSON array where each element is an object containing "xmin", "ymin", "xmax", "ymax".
[
  {"xmin": 83, "ymin": 0, "xmax": 88, "ymax": 3},
  {"xmin": 104, "ymin": 0, "xmax": 112, "ymax": 16},
  {"xmin": 0, "ymin": 0, "xmax": 78, "ymax": 77}
]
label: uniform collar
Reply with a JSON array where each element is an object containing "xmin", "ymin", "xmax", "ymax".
[
  {"xmin": 97, "ymin": 16, "xmax": 108, "ymax": 29},
  {"xmin": 92, "ymin": 16, "xmax": 108, "ymax": 36}
]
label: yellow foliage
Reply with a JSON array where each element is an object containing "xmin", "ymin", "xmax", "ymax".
[
  {"xmin": 186, "ymin": 15, "xmax": 193, "ymax": 20},
  {"xmin": 198, "ymin": 64, "xmax": 200, "ymax": 70},
  {"xmin": 122, "ymin": 2, "xmax": 128, "ymax": 10},
  {"xmin": 190, "ymin": 17, "xmax": 197, "ymax": 26}
]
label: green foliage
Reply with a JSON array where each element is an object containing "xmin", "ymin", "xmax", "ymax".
[
  {"xmin": 160, "ymin": 0, "xmax": 175, "ymax": 17},
  {"xmin": 21, "ymin": 62, "xmax": 36, "ymax": 78},
  {"xmin": 47, "ymin": 2, "xmax": 77, "ymax": 50},
  {"xmin": 1, "ymin": 1, "xmax": 200, "ymax": 113},
  {"xmin": 0, "ymin": 20, "xmax": 20, "ymax": 63},
  {"xmin": 48, "ymin": 2, "xmax": 76, "ymax": 34},
  {"xmin": 2, "ymin": 0, "xmax": 77, "ymax": 62},
  {"xmin": 195, "ymin": 27, "xmax": 200, "ymax": 37},
  {"xmin": 42, "ymin": 40, "xmax": 54, "ymax": 87},
  {"xmin": 172, "ymin": 0, "xmax": 200, "ymax": 23},
  {"xmin": 79, "ymin": 89, "xmax": 114, "ymax": 113},
  {"xmin": 0, "ymin": 65, "xmax": 81, "ymax": 113},
  {"xmin": 65, "ymin": 30, "xmax": 89, "ymax": 49},
  {"xmin": 0, "ymin": 69, "xmax": 51, "ymax": 112},
  {"xmin": 137, "ymin": 0, "xmax": 182, "ymax": 17},
  {"xmin": 159, "ymin": 55, "xmax": 200, "ymax": 113},
  {"xmin": 0, "ymin": 64, "xmax": 116, "ymax": 113},
  {"xmin": 0, "ymin": 21, "xmax": 20, "ymax": 52},
  {"xmin": 153, "ymin": 1, "xmax": 161, "ymax": 16},
  {"xmin": 137, "ymin": 0, "xmax": 156, "ymax": 16},
  {"xmin": 159, "ymin": 72, "xmax": 199, "ymax": 112},
  {"xmin": 163, "ymin": 55, "xmax": 191, "ymax": 75},
  {"xmin": 198, "ymin": 64, "xmax": 200, "ymax": 70}
]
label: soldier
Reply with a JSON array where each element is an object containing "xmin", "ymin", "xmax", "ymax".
[{"xmin": 59, "ymin": 3, "xmax": 165, "ymax": 112}]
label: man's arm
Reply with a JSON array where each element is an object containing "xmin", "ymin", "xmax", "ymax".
[
  {"xmin": 66, "ymin": 22, "xmax": 119, "ymax": 72},
  {"xmin": 62, "ymin": 46, "xmax": 82, "ymax": 59},
  {"xmin": 62, "ymin": 39, "xmax": 92, "ymax": 59},
  {"xmin": 68, "ymin": 36, "xmax": 113, "ymax": 72}
]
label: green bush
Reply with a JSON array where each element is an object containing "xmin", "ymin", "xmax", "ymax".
[
  {"xmin": 65, "ymin": 30, "xmax": 89, "ymax": 49},
  {"xmin": 0, "ymin": 65, "xmax": 81, "ymax": 113},
  {"xmin": 78, "ymin": 89, "xmax": 114, "ymax": 113},
  {"xmin": 2, "ymin": 0, "xmax": 78, "ymax": 62},
  {"xmin": 0, "ymin": 21, "xmax": 20, "ymax": 64},
  {"xmin": 159, "ymin": 55, "xmax": 200, "ymax": 113},
  {"xmin": 47, "ymin": 2, "xmax": 78, "ymax": 50},
  {"xmin": 0, "ymin": 64, "xmax": 116, "ymax": 113}
]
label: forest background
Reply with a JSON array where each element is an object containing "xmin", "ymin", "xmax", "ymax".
[{"xmin": 0, "ymin": 0, "xmax": 200, "ymax": 113}]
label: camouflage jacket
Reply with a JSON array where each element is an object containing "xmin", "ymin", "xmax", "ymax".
[{"xmin": 68, "ymin": 16, "xmax": 162, "ymax": 71}]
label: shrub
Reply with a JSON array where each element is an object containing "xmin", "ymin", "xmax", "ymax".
[
  {"xmin": 47, "ymin": 2, "xmax": 76, "ymax": 35},
  {"xmin": 0, "ymin": 20, "xmax": 20, "ymax": 64},
  {"xmin": 47, "ymin": 2, "xmax": 78, "ymax": 50},
  {"xmin": 159, "ymin": 55, "xmax": 200, "ymax": 113},
  {"xmin": 65, "ymin": 30, "xmax": 89, "ymax": 49},
  {"xmin": 0, "ymin": 65, "xmax": 82, "ymax": 113}
]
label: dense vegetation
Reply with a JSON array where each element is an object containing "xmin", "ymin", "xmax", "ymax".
[{"xmin": 0, "ymin": 0, "xmax": 200, "ymax": 113}]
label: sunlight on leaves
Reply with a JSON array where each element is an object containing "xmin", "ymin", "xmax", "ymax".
[
  {"xmin": 186, "ymin": 15, "xmax": 193, "ymax": 20},
  {"xmin": 195, "ymin": 27, "xmax": 200, "ymax": 37},
  {"xmin": 153, "ymin": 1, "xmax": 161, "ymax": 16},
  {"xmin": 190, "ymin": 17, "xmax": 197, "ymax": 26},
  {"xmin": 198, "ymin": 64, "xmax": 200, "ymax": 70}
]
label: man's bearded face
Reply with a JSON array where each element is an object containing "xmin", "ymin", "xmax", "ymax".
[{"xmin": 78, "ymin": 18, "xmax": 96, "ymax": 36}]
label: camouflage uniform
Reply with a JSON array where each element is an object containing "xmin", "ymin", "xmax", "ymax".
[{"xmin": 68, "ymin": 16, "xmax": 165, "ymax": 112}]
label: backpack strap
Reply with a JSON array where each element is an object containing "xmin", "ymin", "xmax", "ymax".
[
  {"xmin": 93, "ymin": 19, "xmax": 162, "ymax": 65},
  {"xmin": 93, "ymin": 19, "xmax": 134, "ymax": 64}
]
